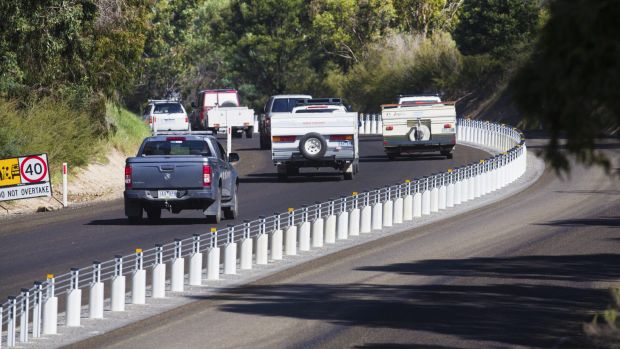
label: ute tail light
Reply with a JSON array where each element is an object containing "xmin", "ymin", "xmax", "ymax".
[
  {"xmin": 272, "ymin": 136, "xmax": 296, "ymax": 142},
  {"xmin": 203, "ymin": 165, "xmax": 212, "ymax": 187},
  {"xmin": 444, "ymin": 123, "xmax": 453, "ymax": 129},
  {"xmin": 329, "ymin": 135, "xmax": 353, "ymax": 141},
  {"xmin": 185, "ymin": 115, "xmax": 188, "ymax": 123},
  {"xmin": 385, "ymin": 125, "xmax": 394, "ymax": 131},
  {"xmin": 125, "ymin": 165, "xmax": 132, "ymax": 189}
]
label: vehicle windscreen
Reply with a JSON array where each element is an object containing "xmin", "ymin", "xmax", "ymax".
[
  {"xmin": 272, "ymin": 98, "xmax": 299, "ymax": 113},
  {"xmin": 153, "ymin": 103, "xmax": 183, "ymax": 114},
  {"xmin": 141, "ymin": 140, "xmax": 211, "ymax": 156}
]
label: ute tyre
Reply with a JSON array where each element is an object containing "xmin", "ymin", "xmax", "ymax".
[
  {"xmin": 245, "ymin": 127, "xmax": 253, "ymax": 138},
  {"xmin": 146, "ymin": 207, "xmax": 161, "ymax": 221},
  {"xmin": 343, "ymin": 171, "xmax": 354, "ymax": 180},
  {"xmin": 223, "ymin": 186, "xmax": 239, "ymax": 219},
  {"xmin": 299, "ymin": 133, "xmax": 327, "ymax": 160},
  {"xmin": 128, "ymin": 215, "xmax": 142, "ymax": 224},
  {"xmin": 441, "ymin": 151, "xmax": 453, "ymax": 159},
  {"xmin": 206, "ymin": 189, "xmax": 222, "ymax": 224},
  {"xmin": 387, "ymin": 152, "xmax": 398, "ymax": 160}
]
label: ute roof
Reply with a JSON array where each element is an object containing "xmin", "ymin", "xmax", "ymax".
[{"xmin": 272, "ymin": 94, "xmax": 312, "ymax": 99}]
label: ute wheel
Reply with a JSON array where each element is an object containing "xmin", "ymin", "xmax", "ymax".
[
  {"xmin": 299, "ymin": 133, "xmax": 327, "ymax": 160},
  {"xmin": 260, "ymin": 135, "xmax": 269, "ymax": 150},
  {"xmin": 245, "ymin": 127, "xmax": 253, "ymax": 138},
  {"xmin": 206, "ymin": 189, "xmax": 222, "ymax": 223},
  {"xmin": 277, "ymin": 164, "xmax": 288, "ymax": 181},
  {"xmin": 146, "ymin": 207, "xmax": 161, "ymax": 221},
  {"xmin": 232, "ymin": 131, "xmax": 242, "ymax": 139},
  {"xmin": 286, "ymin": 166, "xmax": 299, "ymax": 177},
  {"xmin": 223, "ymin": 186, "xmax": 239, "ymax": 219},
  {"xmin": 343, "ymin": 171, "xmax": 354, "ymax": 181}
]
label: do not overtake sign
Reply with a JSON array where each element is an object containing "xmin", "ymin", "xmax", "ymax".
[{"xmin": 0, "ymin": 153, "xmax": 52, "ymax": 202}]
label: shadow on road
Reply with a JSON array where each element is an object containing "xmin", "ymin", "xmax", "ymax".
[
  {"xmin": 360, "ymin": 154, "xmax": 447, "ymax": 163},
  {"xmin": 192, "ymin": 253, "xmax": 618, "ymax": 348},
  {"xmin": 539, "ymin": 216, "xmax": 620, "ymax": 227},
  {"xmin": 86, "ymin": 217, "xmax": 210, "ymax": 226},
  {"xmin": 239, "ymin": 172, "xmax": 343, "ymax": 184}
]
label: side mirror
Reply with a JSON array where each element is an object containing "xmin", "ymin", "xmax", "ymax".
[
  {"xmin": 191, "ymin": 101, "xmax": 196, "ymax": 108},
  {"xmin": 347, "ymin": 104, "xmax": 352, "ymax": 111},
  {"xmin": 228, "ymin": 153, "xmax": 240, "ymax": 163}
]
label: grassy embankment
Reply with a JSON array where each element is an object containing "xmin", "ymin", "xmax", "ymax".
[{"xmin": 0, "ymin": 98, "xmax": 148, "ymax": 195}]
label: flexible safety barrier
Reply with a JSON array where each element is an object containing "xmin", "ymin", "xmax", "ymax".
[
  {"xmin": 0, "ymin": 118, "xmax": 526, "ymax": 347},
  {"xmin": 358, "ymin": 114, "xmax": 383, "ymax": 135}
]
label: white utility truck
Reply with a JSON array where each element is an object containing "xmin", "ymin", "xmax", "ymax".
[
  {"xmin": 270, "ymin": 98, "xmax": 359, "ymax": 180},
  {"xmin": 190, "ymin": 89, "xmax": 255, "ymax": 138},
  {"xmin": 381, "ymin": 95, "xmax": 456, "ymax": 159}
]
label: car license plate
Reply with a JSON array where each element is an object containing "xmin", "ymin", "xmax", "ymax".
[
  {"xmin": 338, "ymin": 141, "xmax": 351, "ymax": 147},
  {"xmin": 158, "ymin": 190, "xmax": 177, "ymax": 199},
  {"xmin": 442, "ymin": 128, "xmax": 455, "ymax": 133}
]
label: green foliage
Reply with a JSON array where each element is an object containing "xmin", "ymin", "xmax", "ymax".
[
  {"xmin": 106, "ymin": 103, "xmax": 150, "ymax": 155},
  {"xmin": 330, "ymin": 32, "xmax": 463, "ymax": 112},
  {"xmin": 511, "ymin": 0, "xmax": 620, "ymax": 173},
  {"xmin": 393, "ymin": 0, "xmax": 461, "ymax": 36},
  {"xmin": 453, "ymin": 0, "xmax": 540, "ymax": 58}
]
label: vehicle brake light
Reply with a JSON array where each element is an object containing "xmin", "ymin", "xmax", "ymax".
[
  {"xmin": 329, "ymin": 135, "xmax": 353, "ymax": 141},
  {"xmin": 185, "ymin": 115, "xmax": 188, "ymax": 123},
  {"xmin": 166, "ymin": 137, "xmax": 186, "ymax": 141},
  {"xmin": 272, "ymin": 136, "xmax": 296, "ymax": 142},
  {"xmin": 125, "ymin": 165, "xmax": 132, "ymax": 189},
  {"xmin": 385, "ymin": 125, "xmax": 394, "ymax": 131},
  {"xmin": 150, "ymin": 116, "xmax": 155, "ymax": 124},
  {"xmin": 203, "ymin": 165, "xmax": 211, "ymax": 187},
  {"xmin": 444, "ymin": 123, "xmax": 452, "ymax": 129}
]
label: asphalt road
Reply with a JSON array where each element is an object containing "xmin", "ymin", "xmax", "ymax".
[
  {"xmin": 0, "ymin": 136, "xmax": 488, "ymax": 301},
  {"xmin": 73, "ymin": 140, "xmax": 619, "ymax": 349}
]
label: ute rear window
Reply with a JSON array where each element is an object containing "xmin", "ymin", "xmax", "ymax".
[
  {"xmin": 272, "ymin": 98, "xmax": 300, "ymax": 113},
  {"xmin": 142, "ymin": 140, "xmax": 211, "ymax": 156},
  {"xmin": 153, "ymin": 103, "xmax": 183, "ymax": 114}
]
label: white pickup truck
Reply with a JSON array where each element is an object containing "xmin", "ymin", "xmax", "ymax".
[
  {"xmin": 190, "ymin": 89, "xmax": 255, "ymax": 138},
  {"xmin": 270, "ymin": 98, "xmax": 359, "ymax": 180},
  {"xmin": 382, "ymin": 95, "xmax": 456, "ymax": 159}
]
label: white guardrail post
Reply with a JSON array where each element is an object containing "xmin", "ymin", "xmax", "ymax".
[
  {"xmin": 189, "ymin": 234, "xmax": 203, "ymax": 286},
  {"xmin": 285, "ymin": 208, "xmax": 297, "ymax": 255},
  {"xmin": 89, "ymin": 261, "xmax": 104, "ymax": 318},
  {"xmin": 207, "ymin": 228, "xmax": 220, "ymax": 280},
  {"xmin": 171, "ymin": 239, "xmax": 184, "ymax": 292},
  {"xmin": 42, "ymin": 274, "xmax": 57, "ymax": 335},
  {"xmin": 325, "ymin": 200, "xmax": 337, "ymax": 244},
  {"xmin": 62, "ymin": 162, "xmax": 68, "ymax": 207},
  {"xmin": 349, "ymin": 193, "xmax": 360, "ymax": 236},
  {"xmin": 403, "ymin": 181, "xmax": 413, "ymax": 221},
  {"xmin": 32, "ymin": 281, "xmax": 43, "ymax": 338},
  {"xmin": 312, "ymin": 202, "xmax": 324, "ymax": 248},
  {"xmin": 152, "ymin": 245, "xmax": 166, "ymax": 298},
  {"xmin": 271, "ymin": 213, "xmax": 283, "ymax": 261},
  {"xmin": 240, "ymin": 220, "xmax": 253, "ymax": 270},
  {"xmin": 0, "ymin": 118, "xmax": 527, "ymax": 348},
  {"xmin": 132, "ymin": 249, "xmax": 146, "ymax": 304},
  {"xmin": 112, "ymin": 255, "xmax": 126, "ymax": 311},
  {"xmin": 19, "ymin": 288, "xmax": 29, "ymax": 343},
  {"xmin": 430, "ymin": 175, "xmax": 439, "ymax": 213},
  {"xmin": 256, "ymin": 216, "xmax": 269, "ymax": 265},
  {"xmin": 224, "ymin": 226, "xmax": 237, "ymax": 274},
  {"xmin": 360, "ymin": 192, "xmax": 372, "ymax": 233},
  {"xmin": 337, "ymin": 196, "xmax": 349, "ymax": 240},
  {"xmin": 372, "ymin": 190, "xmax": 383, "ymax": 230},
  {"xmin": 299, "ymin": 206, "xmax": 310, "ymax": 251},
  {"xmin": 383, "ymin": 188, "xmax": 393, "ymax": 228},
  {"xmin": 7, "ymin": 297, "xmax": 16, "ymax": 347},
  {"xmin": 66, "ymin": 268, "xmax": 81, "ymax": 327}
]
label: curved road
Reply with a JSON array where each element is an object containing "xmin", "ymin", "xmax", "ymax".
[
  {"xmin": 73, "ymin": 139, "xmax": 619, "ymax": 349},
  {"xmin": 0, "ymin": 136, "xmax": 489, "ymax": 300}
]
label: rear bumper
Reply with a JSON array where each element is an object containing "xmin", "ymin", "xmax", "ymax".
[
  {"xmin": 124, "ymin": 189, "xmax": 215, "ymax": 210},
  {"xmin": 272, "ymin": 149, "xmax": 356, "ymax": 165},
  {"xmin": 383, "ymin": 134, "xmax": 455, "ymax": 153}
]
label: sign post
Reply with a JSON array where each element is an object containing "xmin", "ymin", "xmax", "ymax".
[
  {"xmin": 0, "ymin": 153, "xmax": 52, "ymax": 202},
  {"xmin": 62, "ymin": 163, "xmax": 68, "ymax": 207}
]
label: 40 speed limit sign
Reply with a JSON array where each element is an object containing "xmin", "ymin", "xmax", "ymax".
[{"xmin": 0, "ymin": 153, "xmax": 52, "ymax": 202}]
